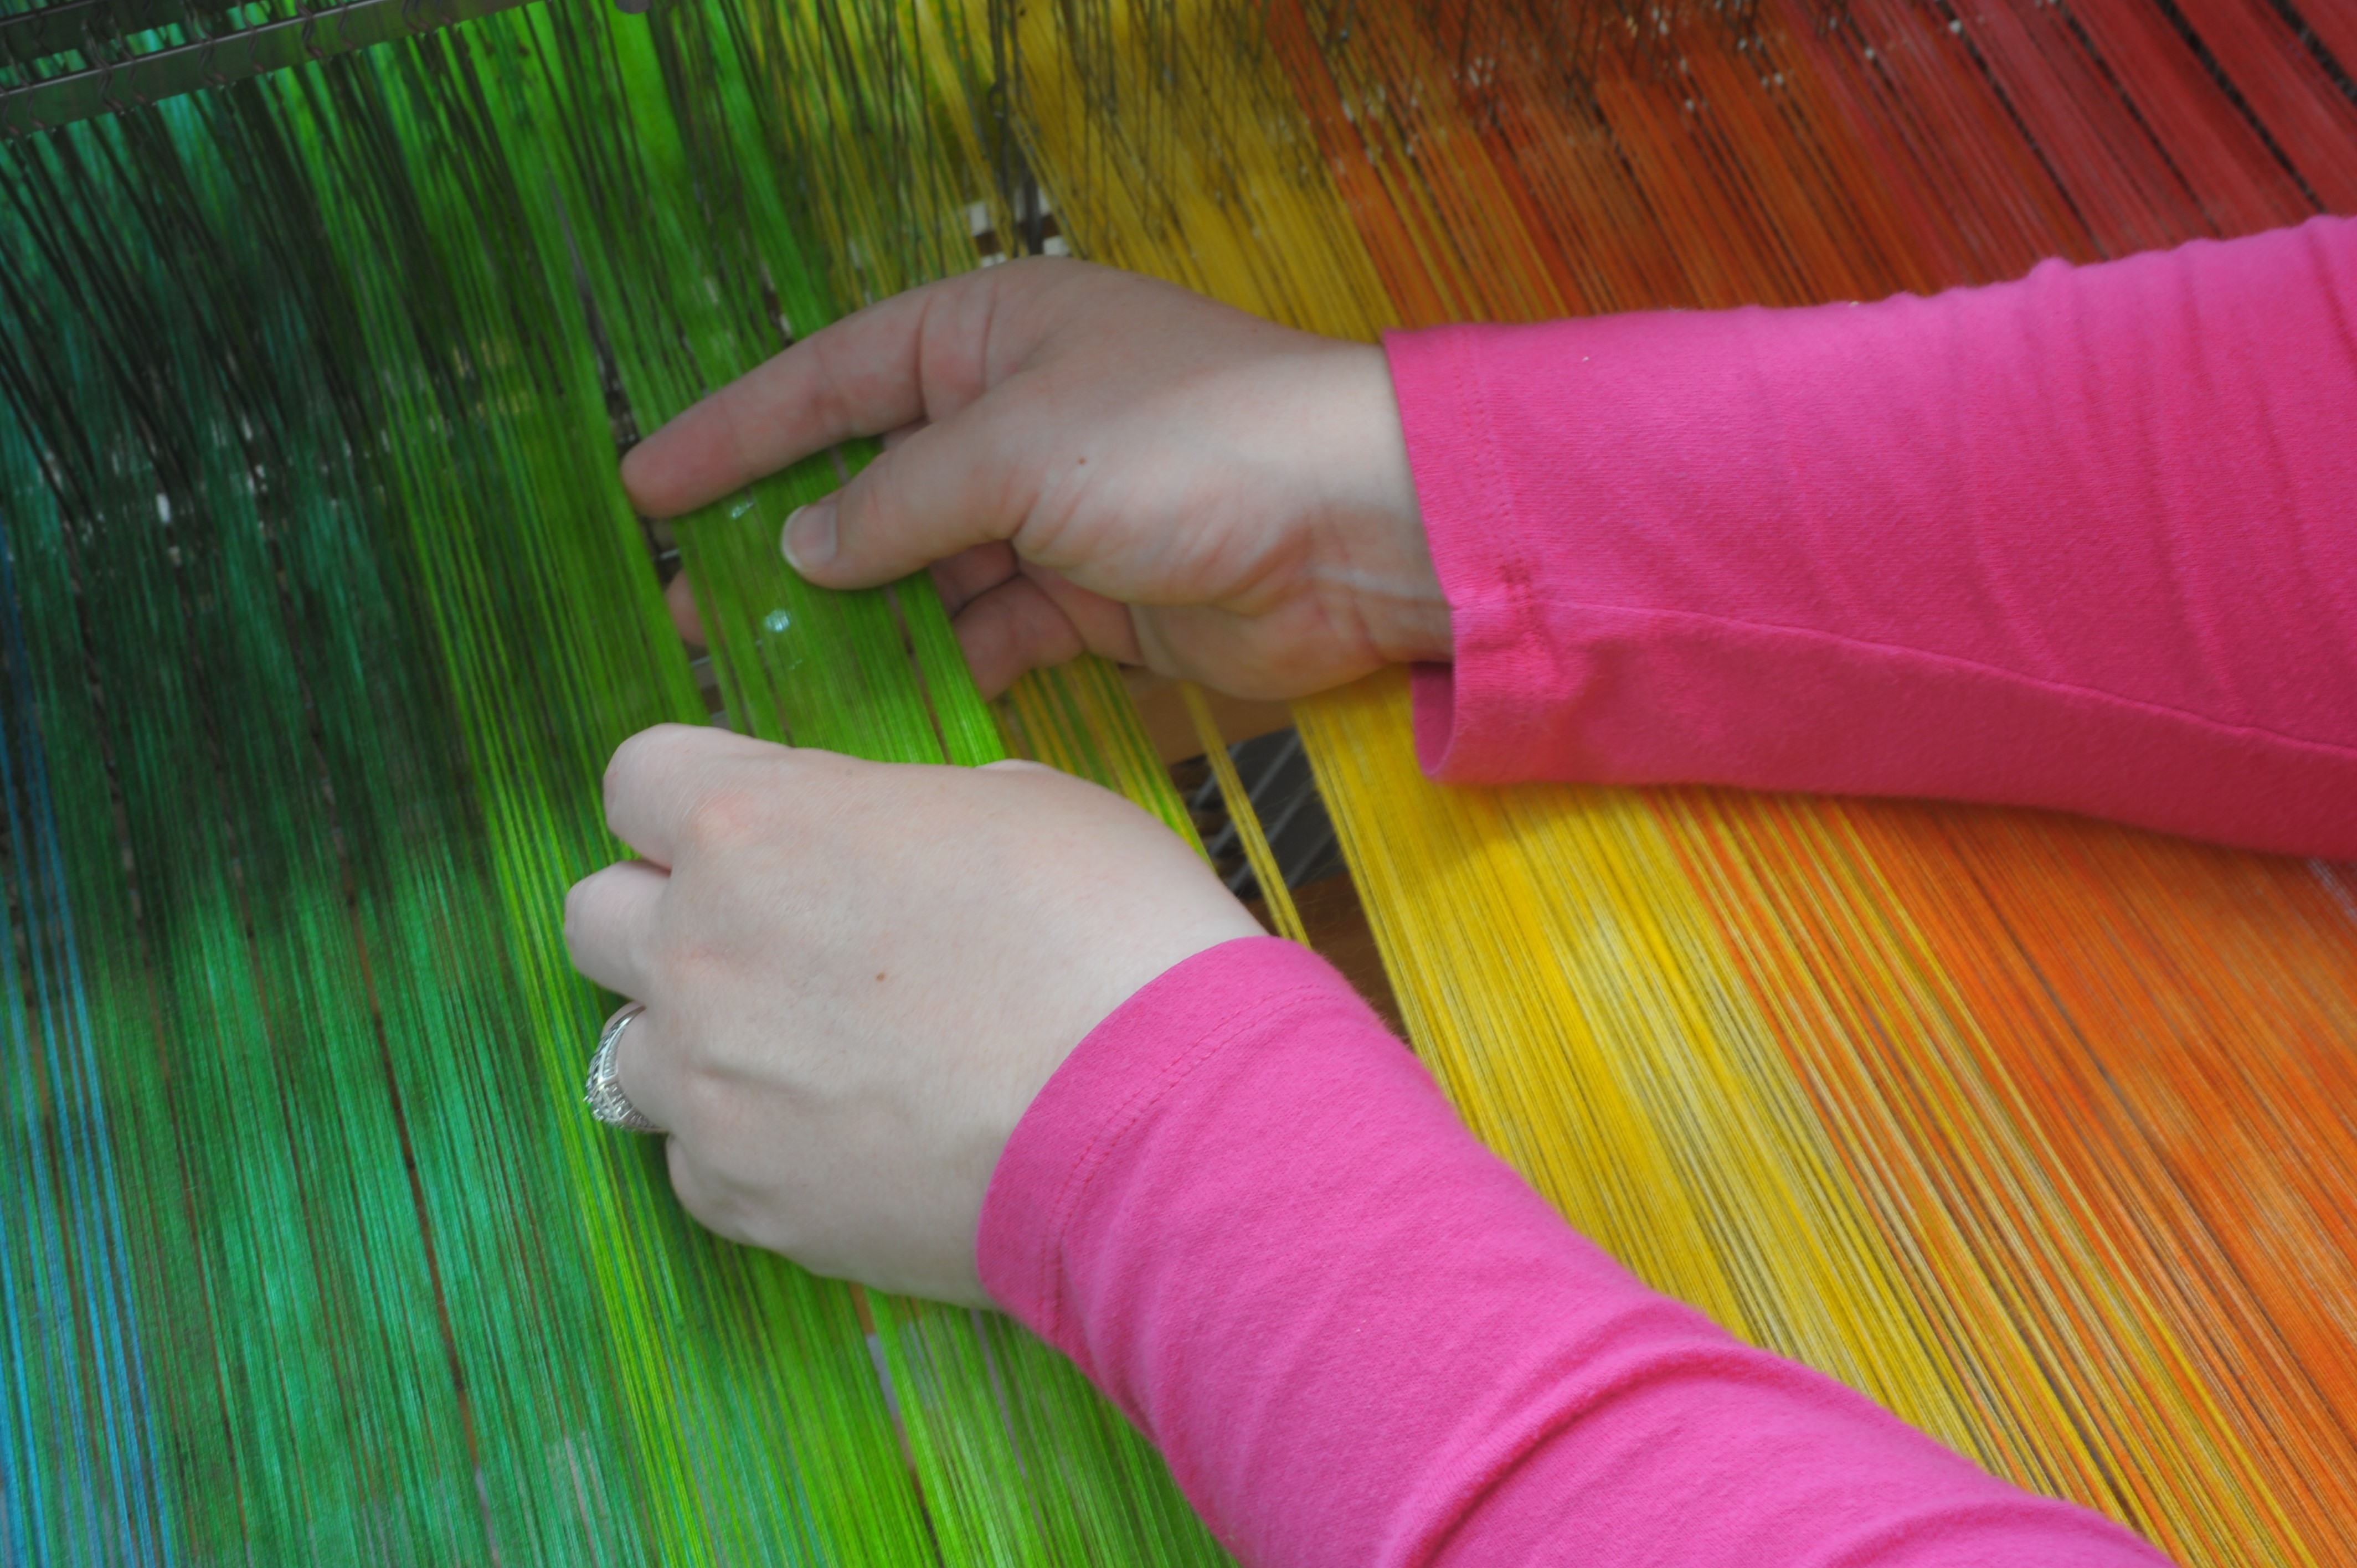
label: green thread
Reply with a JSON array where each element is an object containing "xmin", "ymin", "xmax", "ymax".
[{"xmin": 0, "ymin": 0, "xmax": 1231, "ymax": 1560}]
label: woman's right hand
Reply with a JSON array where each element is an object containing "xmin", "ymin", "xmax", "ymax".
[{"xmin": 621, "ymin": 259, "xmax": 1450, "ymax": 700}]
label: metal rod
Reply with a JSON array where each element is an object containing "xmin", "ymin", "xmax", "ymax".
[
  {"xmin": 3, "ymin": 0, "xmax": 245, "ymax": 74},
  {"xmin": 1, "ymin": 0, "xmax": 540, "ymax": 138}
]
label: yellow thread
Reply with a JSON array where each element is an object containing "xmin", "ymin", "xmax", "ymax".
[{"xmin": 1177, "ymin": 683, "xmax": 1310, "ymax": 944}]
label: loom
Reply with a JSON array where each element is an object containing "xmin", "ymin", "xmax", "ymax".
[{"xmin": 2, "ymin": 0, "xmax": 2352, "ymax": 1560}]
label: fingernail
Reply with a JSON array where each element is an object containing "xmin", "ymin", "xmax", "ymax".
[{"xmin": 781, "ymin": 500, "xmax": 838, "ymax": 573}]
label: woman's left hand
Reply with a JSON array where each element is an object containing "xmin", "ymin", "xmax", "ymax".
[{"xmin": 561, "ymin": 724, "xmax": 1262, "ymax": 1304}]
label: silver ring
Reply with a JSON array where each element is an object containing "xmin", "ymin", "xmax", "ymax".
[{"xmin": 583, "ymin": 1002, "xmax": 665, "ymax": 1133}]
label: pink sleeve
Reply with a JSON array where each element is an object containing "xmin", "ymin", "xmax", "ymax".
[
  {"xmin": 978, "ymin": 936, "xmax": 2166, "ymax": 1567},
  {"xmin": 1388, "ymin": 215, "xmax": 2357, "ymax": 859}
]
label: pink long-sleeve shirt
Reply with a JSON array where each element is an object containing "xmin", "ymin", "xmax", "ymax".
[{"xmin": 976, "ymin": 215, "xmax": 2356, "ymax": 1566}]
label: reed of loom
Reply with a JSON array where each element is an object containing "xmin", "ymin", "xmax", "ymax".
[{"xmin": 2, "ymin": 0, "xmax": 2351, "ymax": 1561}]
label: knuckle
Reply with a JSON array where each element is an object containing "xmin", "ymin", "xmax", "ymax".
[
  {"xmin": 612, "ymin": 1007, "xmax": 672, "ymax": 1080},
  {"xmin": 562, "ymin": 864, "xmax": 627, "ymax": 946},
  {"xmin": 833, "ymin": 458, "xmax": 904, "ymax": 544},
  {"xmin": 560, "ymin": 885, "xmax": 597, "ymax": 955},
  {"xmin": 637, "ymin": 919, "xmax": 692, "ymax": 983},
  {"xmin": 641, "ymin": 929, "xmax": 729, "ymax": 1006},
  {"xmin": 666, "ymin": 1143, "xmax": 779, "ymax": 1254},
  {"xmin": 677, "ymin": 1062, "xmax": 756, "ymax": 1136},
  {"xmin": 679, "ymin": 785, "xmax": 768, "ymax": 853},
  {"xmin": 606, "ymin": 723, "xmax": 675, "ymax": 777},
  {"xmin": 605, "ymin": 723, "xmax": 702, "ymax": 803},
  {"xmin": 664, "ymin": 1146, "xmax": 742, "ymax": 1244},
  {"xmin": 1006, "ymin": 253, "xmax": 1084, "ymax": 288}
]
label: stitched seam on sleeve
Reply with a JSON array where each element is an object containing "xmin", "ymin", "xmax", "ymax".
[
  {"xmin": 1432, "ymin": 329, "xmax": 1546, "ymax": 767},
  {"xmin": 1573, "ymin": 601, "xmax": 2357, "ymax": 759},
  {"xmin": 1459, "ymin": 333, "xmax": 1534, "ymax": 659},
  {"xmin": 1029, "ymin": 980, "xmax": 1359, "ymax": 1347}
]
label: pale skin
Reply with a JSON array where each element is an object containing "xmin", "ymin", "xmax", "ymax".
[{"xmin": 564, "ymin": 260, "xmax": 1447, "ymax": 1302}]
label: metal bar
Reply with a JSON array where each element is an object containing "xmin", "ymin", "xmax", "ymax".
[
  {"xmin": 0, "ymin": 0, "xmax": 537, "ymax": 137},
  {"xmin": 3, "ymin": 0, "xmax": 244, "ymax": 74}
]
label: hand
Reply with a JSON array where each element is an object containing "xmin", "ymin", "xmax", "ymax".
[
  {"xmin": 623, "ymin": 260, "xmax": 1450, "ymax": 700},
  {"xmin": 562, "ymin": 724, "xmax": 1264, "ymax": 1303}
]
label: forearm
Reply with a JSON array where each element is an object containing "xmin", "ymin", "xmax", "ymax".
[
  {"xmin": 978, "ymin": 938, "xmax": 2165, "ymax": 1566},
  {"xmin": 1389, "ymin": 215, "xmax": 2357, "ymax": 857}
]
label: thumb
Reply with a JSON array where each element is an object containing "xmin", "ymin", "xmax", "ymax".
[{"xmin": 784, "ymin": 403, "xmax": 1044, "ymax": 590}]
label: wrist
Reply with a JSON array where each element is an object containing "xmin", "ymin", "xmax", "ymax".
[{"xmin": 1320, "ymin": 343, "xmax": 1453, "ymax": 667}]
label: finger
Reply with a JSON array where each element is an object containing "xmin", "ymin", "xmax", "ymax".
[
  {"xmin": 664, "ymin": 1139, "xmax": 758, "ymax": 1249},
  {"xmin": 950, "ymin": 574, "xmax": 1092, "ymax": 698},
  {"xmin": 789, "ymin": 398, "xmax": 1046, "ymax": 590},
  {"xmin": 665, "ymin": 571, "xmax": 706, "ymax": 649},
  {"xmin": 621, "ymin": 269, "xmax": 1019, "ymax": 518},
  {"xmin": 1020, "ymin": 561, "xmax": 1144, "ymax": 663},
  {"xmin": 603, "ymin": 1008, "xmax": 686, "ymax": 1146},
  {"xmin": 965, "ymin": 564, "xmax": 1144, "ymax": 685},
  {"xmin": 601, "ymin": 723, "xmax": 778, "ymax": 865},
  {"xmin": 930, "ymin": 540, "xmax": 1020, "ymax": 617},
  {"xmin": 563, "ymin": 859, "xmax": 668, "ymax": 997}
]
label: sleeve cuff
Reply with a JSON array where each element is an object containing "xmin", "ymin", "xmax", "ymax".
[
  {"xmin": 1384, "ymin": 323, "xmax": 1574, "ymax": 782},
  {"xmin": 975, "ymin": 936, "xmax": 1373, "ymax": 1365}
]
